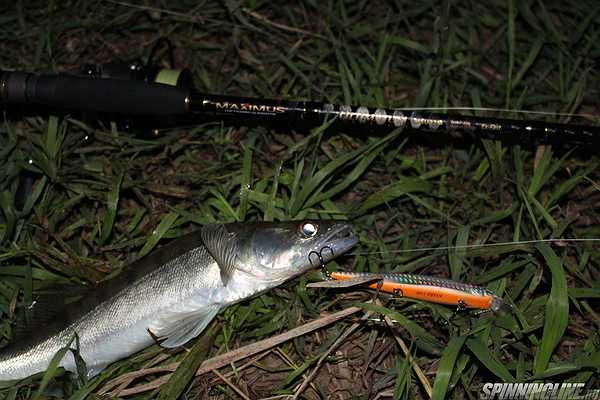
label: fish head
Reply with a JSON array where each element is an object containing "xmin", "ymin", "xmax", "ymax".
[{"xmin": 234, "ymin": 220, "xmax": 358, "ymax": 283}]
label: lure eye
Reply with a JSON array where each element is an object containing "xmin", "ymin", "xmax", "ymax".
[{"xmin": 299, "ymin": 222, "xmax": 318, "ymax": 238}]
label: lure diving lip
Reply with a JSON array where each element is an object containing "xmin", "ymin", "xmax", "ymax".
[{"xmin": 328, "ymin": 271, "xmax": 505, "ymax": 311}]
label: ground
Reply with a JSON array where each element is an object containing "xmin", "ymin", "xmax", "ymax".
[{"xmin": 0, "ymin": 1, "xmax": 599, "ymax": 399}]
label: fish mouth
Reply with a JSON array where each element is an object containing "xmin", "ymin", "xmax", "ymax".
[{"xmin": 318, "ymin": 223, "xmax": 358, "ymax": 262}]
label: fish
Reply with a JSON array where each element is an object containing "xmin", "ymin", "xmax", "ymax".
[{"xmin": 0, "ymin": 220, "xmax": 357, "ymax": 381}]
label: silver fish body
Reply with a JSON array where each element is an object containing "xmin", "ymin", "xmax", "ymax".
[{"xmin": 0, "ymin": 220, "xmax": 357, "ymax": 381}]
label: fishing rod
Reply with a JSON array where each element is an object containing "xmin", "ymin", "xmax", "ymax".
[{"xmin": 2, "ymin": 69, "xmax": 600, "ymax": 144}]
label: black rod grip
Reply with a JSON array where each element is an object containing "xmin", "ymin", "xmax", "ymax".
[{"xmin": 2, "ymin": 72, "xmax": 190, "ymax": 115}]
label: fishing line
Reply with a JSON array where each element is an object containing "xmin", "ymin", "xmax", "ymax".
[{"xmin": 348, "ymin": 238, "xmax": 600, "ymax": 256}]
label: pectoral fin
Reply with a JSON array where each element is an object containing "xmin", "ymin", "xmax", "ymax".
[
  {"xmin": 200, "ymin": 224, "xmax": 239, "ymax": 285},
  {"xmin": 156, "ymin": 304, "xmax": 220, "ymax": 348}
]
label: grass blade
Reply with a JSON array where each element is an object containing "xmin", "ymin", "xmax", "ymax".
[
  {"xmin": 32, "ymin": 335, "xmax": 77, "ymax": 400},
  {"xmin": 432, "ymin": 336, "xmax": 466, "ymax": 400},
  {"xmin": 138, "ymin": 211, "xmax": 179, "ymax": 258},
  {"xmin": 533, "ymin": 243, "xmax": 569, "ymax": 375},
  {"xmin": 238, "ymin": 134, "xmax": 255, "ymax": 221},
  {"xmin": 353, "ymin": 178, "xmax": 431, "ymax": 215},
  {"xmin": 158, "ymin": 326, "xmax": 216, "ymax": 400},
  {"xmin": 449, "ymin": 225, "xmax": 469, "ymax": 281},
  {"xmin": 466, "ymin": 338, "xmax": 514, "ymax": 382},
  {"xmin": 359, "ymin": 303, "xmax": 442, "ymax": 355},
  {"xmin": 100, "ymin": 172, "xmax": 123, "ymax": 245}
]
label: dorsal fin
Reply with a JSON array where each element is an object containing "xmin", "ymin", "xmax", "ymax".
[{"xmin": 200, "ymin": 224, "xmax": 240, "ymax": 285}]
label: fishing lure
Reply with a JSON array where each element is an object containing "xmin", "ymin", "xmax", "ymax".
[
  {"xmin": 329, "ymin": 271, "xmax": 504, "ymax": 312},
  {"xmin": 308, "ymin": 246, "xmax": 504, "ymax": 311}
]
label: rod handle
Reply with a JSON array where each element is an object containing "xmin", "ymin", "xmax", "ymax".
[{"xmin": 1, "ymin": 71, "xmax": 190, "ymax": 115}]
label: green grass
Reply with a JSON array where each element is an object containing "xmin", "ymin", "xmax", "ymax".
[{"xmin": 1, "ymin": 0, "xmax": 600, "ymax": 399}]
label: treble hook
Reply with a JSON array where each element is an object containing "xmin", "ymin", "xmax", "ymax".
[{"xmin": 308, "ymin": 245, "xmax": 335, "ymax": 279}]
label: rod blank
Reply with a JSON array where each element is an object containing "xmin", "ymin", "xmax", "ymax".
[{"xmin": 190, "ymin": 93, "xmax": 600, "ymax": 143}]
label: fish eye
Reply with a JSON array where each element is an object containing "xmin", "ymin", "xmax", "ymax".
[{"xmin": 299, "ymin": 222, "xmax": 318, "ymax": 238}]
